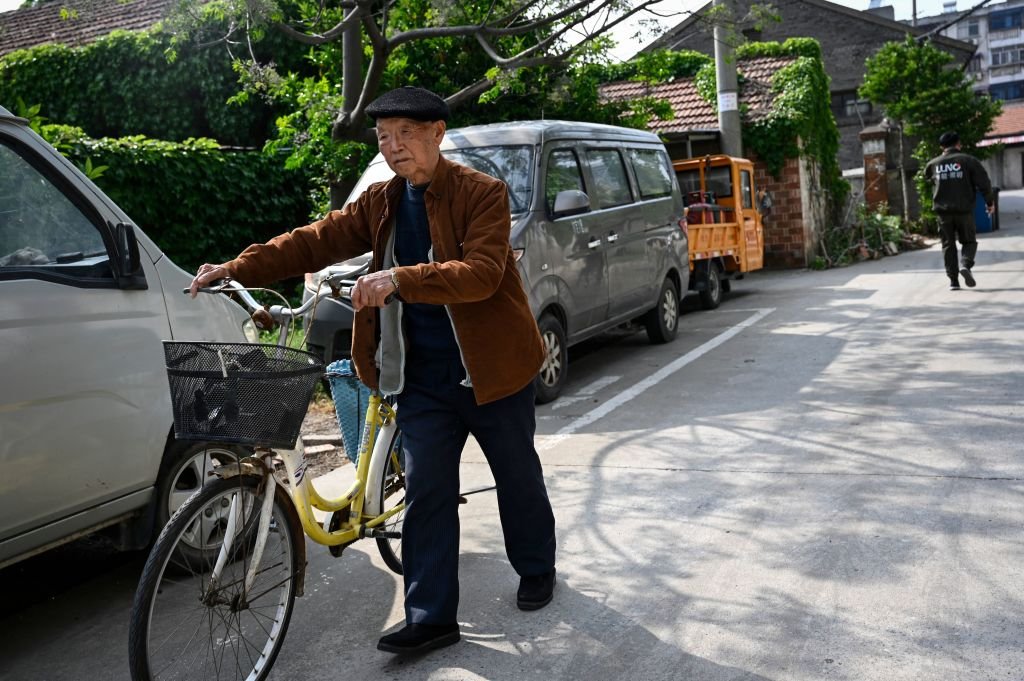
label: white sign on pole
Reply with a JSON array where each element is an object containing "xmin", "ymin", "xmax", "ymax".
[{"xmin": 718, "ymin": 92, "xmax": 738, "ymax": 112}]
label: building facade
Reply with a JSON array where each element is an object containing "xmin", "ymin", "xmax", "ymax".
[
  {"xmin": 912, "ymin": 0, "xmax": 1024, "ymax": 102},
  {"xmin": 645, "ymin": 0, "xmax": 976, "ymax": 171}
]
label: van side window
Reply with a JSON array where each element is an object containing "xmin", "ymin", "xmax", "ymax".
[
  {"xmin": 629, "ymin": 149, "xmax": 674, "ymax": 199},
  {"xmin": 0, "ymin": 142, "xmax": 108, "ymax": 275},
  {"xmin": 545, "ymin": 149, "xmax": 586, "ymax": 215},
  {"xmin": 740, "ymin": 170, "xmax": 754, "ymax": 209},
  {"xmin": 585, "ymin": 148, "xmax": 633, "ymax": 209}
]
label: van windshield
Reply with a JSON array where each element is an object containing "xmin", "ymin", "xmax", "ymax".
[
  {"xmin": 345, "ymin": 146, "xmax": 534, "ymax": 215},
  {"xmin": 444, "ymin": 146, "xmax": 533, "ymax": 215}
]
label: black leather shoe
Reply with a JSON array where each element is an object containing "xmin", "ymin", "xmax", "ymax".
[
  {"xmin": 517, "ymin": 568, "xmax": 556, "ymax": 611},
  {"xmin": 377, "ymin": 623, "xmax": 460, "ymax": 654},
  {"xmin": 960, "ymin": 267, "xmax": 976, "ymax": 288}
]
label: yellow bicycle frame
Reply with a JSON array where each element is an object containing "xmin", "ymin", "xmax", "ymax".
[{"xmin": 275, "ymin": 392, "xmax": 404, "ymax": 547}]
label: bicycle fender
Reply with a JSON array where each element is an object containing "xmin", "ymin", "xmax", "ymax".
[
  {"xmin": 275, "ymin": 482, "xmax": 308, "ymax": 598},
  {"xmin": 364, "ymin": 420, "xmax": 400, "ymax": 516}
]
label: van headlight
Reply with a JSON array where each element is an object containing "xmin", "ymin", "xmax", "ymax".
[{"xmin": 242, "ymin": 318, "xmax": 260, "ymax": 343}]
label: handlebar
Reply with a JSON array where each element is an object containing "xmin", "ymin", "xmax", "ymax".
[{"xmin": 185, "ymin": 275, "xmax": 357, "ymax": 347}]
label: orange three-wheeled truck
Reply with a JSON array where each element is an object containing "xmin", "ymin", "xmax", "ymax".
[{"xmin": 673, "ymin": 155, "xmax": 766, "ymax": 309}]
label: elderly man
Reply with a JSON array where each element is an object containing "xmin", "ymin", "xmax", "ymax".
[{"xmin": 190, "ymin": 86, "xmax": 557, "ymax": 654}]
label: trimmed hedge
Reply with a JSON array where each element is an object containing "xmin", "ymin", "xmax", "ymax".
[
  {"xmin": 1, "ymin": 30, "xmax": 278, "ymax": 146},
  {"xmin": 43, "ymin": 125, "xmax": 314, "ymax": 272}
]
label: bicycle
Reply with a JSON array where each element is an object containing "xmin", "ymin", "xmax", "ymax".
[{"xmin": 127, "ymin": 277, "xmax": 408, "ymax": 681}]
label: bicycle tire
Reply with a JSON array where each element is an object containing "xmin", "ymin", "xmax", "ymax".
[
  {"xmin": 128, "ymin": 474, "xmax": 300, "ymax": 681},
  {"xmin": 369, "ymin": 427, "xmax": 405, "ymax": 575}
]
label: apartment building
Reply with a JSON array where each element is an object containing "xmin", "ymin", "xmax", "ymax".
[{"xmin": 913, "ymin": 0, "xmax": 1024, "ymax": 101}]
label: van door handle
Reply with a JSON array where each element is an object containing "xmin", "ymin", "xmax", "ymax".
[
  {"xmin": 588, "ymin": 237, "xmax": 602, "ymax": 249},
  {"xmin": 606, "ymin": 231, "xmax": 619, "ymax": 243}
]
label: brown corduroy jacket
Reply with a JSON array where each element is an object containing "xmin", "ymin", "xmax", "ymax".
[{"xmin": 222, "ymin": 156, "xmax": 545, "ymax": 405}]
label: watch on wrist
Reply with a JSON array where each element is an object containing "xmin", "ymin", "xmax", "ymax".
[{"xmin": 389, "ymin": 268, "xmax": 400, "ymax": 293}]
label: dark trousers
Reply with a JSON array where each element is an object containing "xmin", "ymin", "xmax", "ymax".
[
  {"xmin": 396, "ymin": 358, "xmax": 556, "ymax": 625},
  {"xmin": 937, "ymin": 212, "xmax": 978, "ymax": 279}
]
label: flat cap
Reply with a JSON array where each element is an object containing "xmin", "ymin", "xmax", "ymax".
[
  {"xmin": 366, "ymin": 86, "xmax": 450, "ymax": 122},
  {"xmin": 939, "ymin": 131, "xmax": 960, "ymax": 148}
]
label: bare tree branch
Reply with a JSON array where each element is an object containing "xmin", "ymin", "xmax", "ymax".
[{"xmin": 206, "ymin": 0, "xmax": 685, "ymax": 150}]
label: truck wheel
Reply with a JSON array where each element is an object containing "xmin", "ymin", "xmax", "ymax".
[
  {"xmin": 535, "ymin": 313, "xmax": 567, "ymax": 404},
  {"xmin": 699, "ymin": 263, "xmax": 723, "ymax": 310},
  {"xmin": 643, "ymin": 278, "xmax": 679, "ymax": 344}
]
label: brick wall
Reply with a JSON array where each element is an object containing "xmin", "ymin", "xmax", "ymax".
[{"xmin": 753, "ymin": 155, "xmax": 809, "ymax": 269}]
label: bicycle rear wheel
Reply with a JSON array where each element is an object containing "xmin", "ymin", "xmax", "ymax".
[
  {"xmin": 129, "ymin": 475, "xmax": 300, "ymax": 681},
  {"xmin": 371, "ymin": 429, "xmax": 405, "ymax": 575}
]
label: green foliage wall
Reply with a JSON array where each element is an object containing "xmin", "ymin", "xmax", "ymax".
[
  {"xmin": 693, "ymin": 38, "xmax": 847, "ymax": 215},
  {"xmin": 42, "ymin": 125, "xmax": 314, "ymax": 272},
  {"xmin": 0, "ymin": 30, "xmax": 279, "ymax": 146}
]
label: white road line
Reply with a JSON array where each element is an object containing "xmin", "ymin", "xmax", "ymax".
[
  {"xmin": 551, "ymin": 375, "xmax": 623, "ymax": 410},
  {"xmin": 537, "ymin": 307, "xmax": 775, "ymax": 452}
]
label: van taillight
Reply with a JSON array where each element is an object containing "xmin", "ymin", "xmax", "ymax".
[
  {"xmin": 513, "ymin": 248, "xmax": 525, "ymax": 261},
  {"xmin": 678, "ymin": 217, "xmax": 688, "ymax": 237}
]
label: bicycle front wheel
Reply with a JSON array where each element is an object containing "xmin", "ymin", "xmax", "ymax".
[{"xmin": 129, "ymin": 474, "xmax": 300, "ymax": 681}]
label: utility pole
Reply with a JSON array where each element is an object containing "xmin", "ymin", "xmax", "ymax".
[{"xmin": 714, "ymin": 0, "xmax": 743, "ymax": 157}]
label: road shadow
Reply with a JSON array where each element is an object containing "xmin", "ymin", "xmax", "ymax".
[{"xmin": 371, "ymin": 552, "xmax": 774, "ymax": 681}]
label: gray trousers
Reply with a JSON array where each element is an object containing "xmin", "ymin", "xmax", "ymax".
[{"xmin": 936, "ymin": 212, "xmax": 978, "ymax": 279}]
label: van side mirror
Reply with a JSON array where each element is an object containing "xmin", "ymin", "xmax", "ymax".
[
  {"xmin": 551, "ymin": 189, "xmax": 590, "ymax": 219},
  {"xmin": 113, "ymin": 222, "xmax": 148, "ymax": 290}
]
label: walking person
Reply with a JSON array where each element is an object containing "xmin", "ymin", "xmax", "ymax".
[
  {"xmin": 923, "ymin": 131, "xmax": 994, "ymax": 290},
  {"xmin": 189, "ymin": 86, "xmax": 557, "ymax": 654}
]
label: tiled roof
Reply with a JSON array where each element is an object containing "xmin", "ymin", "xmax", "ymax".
[
  {"xmin": 599, "ymin": 55, "xmax": 796, "ymax": 135},
  {"xmin": 0, "ymin": 0, "xmax": 174, "ymax": 57},
  {"xmin": 985, "ymin": 101, "xmax": 1024, "ymax": 139}
]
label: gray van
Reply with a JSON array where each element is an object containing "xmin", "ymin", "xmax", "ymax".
[
  {"xmin": 0, "ymin": 105, "xmax": 256, "ymax": 567},
  {"xmin": 305, "ymin": 120, "xmax": 689, "ymax": 402}
]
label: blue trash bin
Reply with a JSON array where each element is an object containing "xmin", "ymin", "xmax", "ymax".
[{"xmin": 975, "ymin": 191, "xmax": 993, "ymax": 233}]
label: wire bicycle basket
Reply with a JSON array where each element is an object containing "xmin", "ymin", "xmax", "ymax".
[{"xmin": 164, "ymin": 341, "xmax": 323, "ymax": 449}]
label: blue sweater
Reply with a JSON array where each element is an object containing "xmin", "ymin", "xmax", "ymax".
[{"xmin": 394, "ymin": 182, "xmax": 461, "ymax": 360}]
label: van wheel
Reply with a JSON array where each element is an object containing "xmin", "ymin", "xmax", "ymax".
[
  {"xmin": 535, "ymin": 314, "xmax": 567, "ymax": 404},
  {"xmin": 699, "ymin": 263, "xmax": 723, "ymax": 310},
  {"xmin": 644, "ymin": 278, "xmax": 679, "ymax": 344},
  {"xmin": 155, "ymin": 441, "xmax": 248, "ymax": 531}
]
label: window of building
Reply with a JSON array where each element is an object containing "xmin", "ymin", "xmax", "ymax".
[
  {"xmin": 832, "ymin": 91, "xmax": 872, "ymax": 119},
  {"xmin": 989, "ymin": 9, "xmax": 1022, "ymax": 31},
  {"xmin": 957, "ymin": 19, "xmax": 980, "ymax": 39},
  {"xmin": 968, "ymin": 54, "xmax": 984, "ymax": 73},
  {"xmin": 991, "ymin": 46, "xmax": 1024, "ymax": 66},
  {"xmin": 989, "ymin": 79, "xmax": 1024, "ymax": 101}
]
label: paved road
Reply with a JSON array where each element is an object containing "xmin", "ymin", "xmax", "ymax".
[{"xmin": 3, "ymin": 192, "xmax": 1024, "ymax": 680}]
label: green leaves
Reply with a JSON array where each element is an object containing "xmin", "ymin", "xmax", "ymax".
[
  {"xmin": 860, "ymin": 36, "xmax": 1000, "ymax": 153},
  {"xmin": 39, "ymin": 125, "xmax": 313, "ymax": 273},
  {"xmin": 731, "ymin": 42, "xmax": 845, "ymax": 214},
  {"xmin": 0, "ymin": 29, "xmax": 283, "ymax": 146},
  {"xmin": 860, "ymin": 36, "xmax": 1001, "ymax": 226},
  {"xmin": 80, "ymin": 157, "xmax": 108, "ymax": 180}
]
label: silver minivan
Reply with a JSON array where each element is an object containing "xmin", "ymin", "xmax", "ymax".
[
  {"xmin": 0, "ymin": 105, "xmax": 257, "ymax": 567},
  {"xmin": 305, "ymin": 120, "xmax": 689, "ymax": 402}
]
